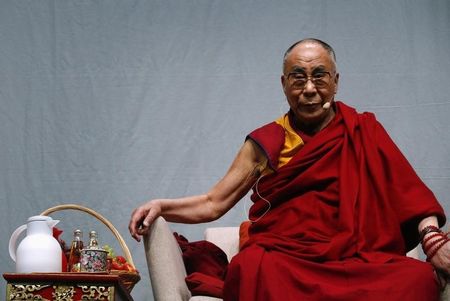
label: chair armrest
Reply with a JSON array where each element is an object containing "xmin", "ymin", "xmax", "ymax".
[{"xmin": 144, "ymin": 216, "xmax": 191, "ymax": 301}]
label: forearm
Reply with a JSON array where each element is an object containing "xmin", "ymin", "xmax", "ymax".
[
  {"xmin": 158, "ymin": 194, "xmax": 221, "ymax": 224},
  {"xmin": 129, "ymin": 194, "xmax": 219, "ymax": 241},
  {"xmin": 159, "ymin": 164, "xmax": 261, "ymax": 223}
]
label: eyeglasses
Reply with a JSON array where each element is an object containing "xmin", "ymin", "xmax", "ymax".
[{"xmin": 286, "ymin": 71, "xmax": 332, "ymax": 90}]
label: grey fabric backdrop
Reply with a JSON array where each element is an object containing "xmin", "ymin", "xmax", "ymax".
[{"xmin": 1, "ymin": 0, "xmax": 449, "ymax": 300}]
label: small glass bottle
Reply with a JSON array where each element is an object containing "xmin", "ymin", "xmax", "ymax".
[
  {"xmin": 87, "ymin": 230, "xmax": 99, "ymax": 249},
  {"xmin": 68, "ymin": 229, "xmax": 84, "ymax": 272}
]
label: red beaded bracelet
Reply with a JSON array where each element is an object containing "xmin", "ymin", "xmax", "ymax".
[
  {"xmin": 422, "ymin": 235, "xmax": 447, "ymax": 255},
  {"xmin": 426, "ymin": 238, "xmax": 450, "ymax": 261},
  {"xmin": 419, "ymin": 225, "xmax": 442, "ymax": 241},
  {"xmin": 422, "ymin": 232, "xmax": 444, "ymax": 246}
]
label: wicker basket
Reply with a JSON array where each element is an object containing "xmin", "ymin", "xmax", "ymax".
[{"xmin": 41, "ymin": 204, "xmax": 141, "ymax": 292}]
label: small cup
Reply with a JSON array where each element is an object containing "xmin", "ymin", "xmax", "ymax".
[{"xmin": 80, "ymin": 248, "xmax": 108, "ymax": 272}]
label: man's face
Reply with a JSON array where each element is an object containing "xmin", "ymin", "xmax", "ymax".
[{"xmin": 281, "ymin": 43, "xmax": 339, "ymax": 128}]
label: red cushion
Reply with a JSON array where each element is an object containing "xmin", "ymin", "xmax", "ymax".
[
  {"xmin": 185, "ymin": 272, "xmax": 224, "ymax": 297},
  {"xmin": 174, "ymin": 232, "xmax": 229, "ymax": 297},
  {"xmin": 239, "ymin": 221, "xmax": 251, "ymax": 250}
]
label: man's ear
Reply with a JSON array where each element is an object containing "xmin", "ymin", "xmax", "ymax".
[
  {"xmin": 334, "ymin": 73, "xmax": 340, "ymax": 94},
  {"xmin": 281, "ymin": 74, "xmax": 287, "ymax": 92}
]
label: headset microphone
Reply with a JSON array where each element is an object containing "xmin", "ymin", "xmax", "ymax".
[{"xmin": 322, "ymin": 102, "xmax": 331, "ymax": 109}]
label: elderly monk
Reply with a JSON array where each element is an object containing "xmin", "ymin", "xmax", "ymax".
[{"xmin": 129, "ymin": 38, "xmax": 449, "ymax": 300}]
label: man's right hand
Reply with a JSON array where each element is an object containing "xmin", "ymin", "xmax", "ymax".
[{"xmin": 128, "ymin": 200, "xmax": 162, "ymax": 242}]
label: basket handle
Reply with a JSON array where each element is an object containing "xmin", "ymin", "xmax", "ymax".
[{"xmin": 41, "ymin": 204, "xmax": 136, "ymax": 268}]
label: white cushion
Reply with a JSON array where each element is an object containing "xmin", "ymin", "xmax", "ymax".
[
  {"xmin": 189, "ymin": 297, "xmax": 223, "ymax": 301},
  {"xmin": 204, "ymin": 227, "xmax": 239, "ymax": 261}
]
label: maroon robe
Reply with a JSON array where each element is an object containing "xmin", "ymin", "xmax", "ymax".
[{"xmin": 223, "ymin": 101, "xmax": 445, "ymax": 301}]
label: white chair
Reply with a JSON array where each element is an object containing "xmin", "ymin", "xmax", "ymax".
[{"xmin": 144, "ymin": 216, "xmax": 449, "ymax": 301}]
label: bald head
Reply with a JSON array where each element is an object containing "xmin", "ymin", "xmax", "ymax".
[{"xmin": 283, "ymin": 39, "xmax": 336, "ymax": 73}]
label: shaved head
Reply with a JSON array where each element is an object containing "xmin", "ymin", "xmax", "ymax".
[{"xmin": 283, "ymin": 38, "xmax": 336, "ymax": 72}]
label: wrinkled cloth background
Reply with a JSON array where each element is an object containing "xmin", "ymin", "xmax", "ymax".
[{"xmin": 1, "ymin": 1, "xmax": 449, "ymax": 299}]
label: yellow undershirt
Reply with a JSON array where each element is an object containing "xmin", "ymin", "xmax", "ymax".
[{"xmin": 275, "ymin": 114, "xmax": 305, "ymax": 168}]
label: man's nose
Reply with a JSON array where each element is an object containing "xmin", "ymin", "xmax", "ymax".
[{"xmin": 302, "ymin": 79, "xmax": 317, "ymax": 94}]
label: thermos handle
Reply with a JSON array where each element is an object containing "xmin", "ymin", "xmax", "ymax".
[{"xmin": 8, "ymin": 224, "xmax": 27, "ymax": 262}]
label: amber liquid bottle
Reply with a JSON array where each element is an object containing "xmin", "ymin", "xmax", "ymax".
[{"xmin": 68, "ymin": 229, "xmax": 84, "ymax": 272}]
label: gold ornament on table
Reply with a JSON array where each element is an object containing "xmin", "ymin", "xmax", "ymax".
[
  {"xmin": 7, "ymin": 283, "xmax": 51, "ymax": 301},
  {"xmin": 52, "ymin": 285, "xmax": 75, "ymax": 301}
]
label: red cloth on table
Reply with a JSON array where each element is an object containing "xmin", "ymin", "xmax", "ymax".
[
  {"xmin": 224, "ymin": 101, "xmax": 445, "ymax": 301},
  {"xmin": 53, "ymin": 227, "xmax": 68, "ymax": 272}
]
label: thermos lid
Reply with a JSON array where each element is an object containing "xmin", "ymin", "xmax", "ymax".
[{"xmin": 27, "ymin": 215, "xmax": 53, "ymax": 222}]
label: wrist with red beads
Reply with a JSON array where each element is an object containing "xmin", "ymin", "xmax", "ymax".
[
  {"xmin": 419, "ymin": 225, "xmax": 441, "ymax": 241},
  {"xmin": 420, "ymin": 226, "xmax": 449, "ymax": 261}
]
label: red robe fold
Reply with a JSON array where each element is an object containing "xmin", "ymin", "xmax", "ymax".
[{"xmin": 224, "ymin": 101, "xmax": 445, "ymax": 301}]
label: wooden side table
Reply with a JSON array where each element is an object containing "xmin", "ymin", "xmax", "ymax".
[{"xmin": 3, "ymin": 272, "xmax": 134, "ymax": 301}]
